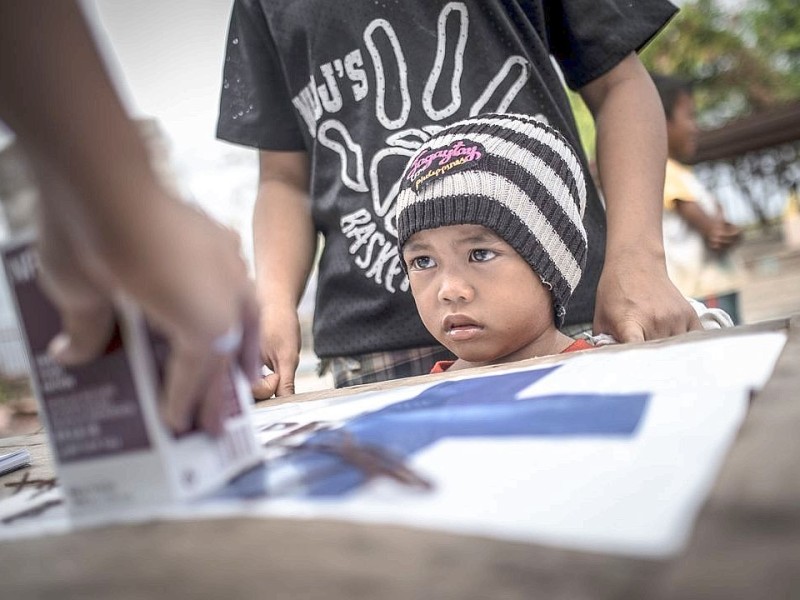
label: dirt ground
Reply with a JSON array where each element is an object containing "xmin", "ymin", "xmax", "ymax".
[{"xmin": 2, "ymin": 227, "xmax": 799, "ymax": 439}]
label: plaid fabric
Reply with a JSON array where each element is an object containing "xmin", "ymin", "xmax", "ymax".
[
  {"xmin": 324, "ymin": 324, "xmax": 593, "ymax": 388},
  {"xmin": 560, "ymin": 321, "xmax": 593, "ymax": 338},
  {"xmin": 323, "ymin": 346, "xmax": 457, "ymax": 388}
]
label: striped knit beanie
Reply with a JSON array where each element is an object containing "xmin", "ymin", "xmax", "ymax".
[{"xmin": 396, "ymin": 113, "xmax": 588, "ymax": 326}]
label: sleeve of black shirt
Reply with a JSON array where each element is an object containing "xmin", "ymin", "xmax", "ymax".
[
  {"xmin": 542, "ymin": 0, "xmax": 678, "ymax": 90},
  {"xmin": 216, "ymin": 0, "xmax": 306, "ymax": 151}
]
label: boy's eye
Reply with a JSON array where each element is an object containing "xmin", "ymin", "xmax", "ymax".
[
  {"xmin": 470, "ymin": 248, "xmax": 496, "ymax": 262},
  {"xmin": 408, "ymin": 256, "xmax": 436, "ymax": 270}
]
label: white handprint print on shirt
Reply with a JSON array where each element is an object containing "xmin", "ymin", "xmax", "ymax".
[{"xmin": 291, "ymin": 1, "xmax": 545, "ymax": 294}]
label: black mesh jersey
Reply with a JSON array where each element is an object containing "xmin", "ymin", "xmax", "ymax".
[{"xmin": 217, "ymin": 0, "xmax": 677, "ymax": 357}]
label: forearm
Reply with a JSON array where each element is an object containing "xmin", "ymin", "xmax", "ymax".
[
  {"xmin": 674, "ymin": 201, "xmax": 715, "ymax": 237},
  {"xmin": 0, "ymin": 1, "xmax": 166, "ymax": 241},
  {"xmin": 581, "ymin": 54, "xmax": 668, "ymax": 262},
  {"xmin": 253, "ymin": 152, "xmax": 317, "ymax": 313},
  {"xmin": 675, "ymin": 200, "xmax": 741, "ymax": 251}
]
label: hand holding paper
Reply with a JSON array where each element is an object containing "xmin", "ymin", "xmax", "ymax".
[{"xmin": 0, "ymin": 1, "xmax": 261, "ymax": 435}]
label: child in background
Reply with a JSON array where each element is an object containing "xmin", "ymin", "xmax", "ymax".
[
  {"xmin": 395, "ymin": 114, "xmax": 593, "ymax": 373},
  {"xmin": 651, "ymin": 74, "xmax": 745, "ymax": 324},
  {"xmin": 783, "ymin": 182, "xmax": 800, "ymax": 249}
]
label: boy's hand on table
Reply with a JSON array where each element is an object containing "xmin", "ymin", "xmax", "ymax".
[
  {"xmin": 593, "ymin": 252, "xmax": 702, "ymax": 343},
  {"xmin": 251, "ymin": 371, "xmax": 280, "ymax": 401},
  {"xmin": 253, "ymin": 303, "xmax": 301, "ymax": 400}
]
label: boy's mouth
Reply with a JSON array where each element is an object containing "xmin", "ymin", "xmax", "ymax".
[{"xmin": 443, "ymin": 315, "xmax": 483, "ymax": 341}]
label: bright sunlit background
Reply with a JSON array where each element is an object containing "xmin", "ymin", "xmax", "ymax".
[{"xmin": 80, "ymin": 0, "xmax": 259, "ymax": 262}]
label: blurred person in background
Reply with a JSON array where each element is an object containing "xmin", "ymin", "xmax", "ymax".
[
  {"xmin": 783, "ymin": 182, "xmax": 800, "ymax": 249},
  {"xmin": 652, "ymin": 73, "xmax": 745, "ymax": 324}
]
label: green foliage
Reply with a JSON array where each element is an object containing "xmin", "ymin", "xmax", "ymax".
[
  {"xmin": 568, "ymin": 90, "xmax": 596, "ymax": 160},
  {"xmin": 744, "ymin": 0, "xmax": 800, "ymax": 91},
  {"xmin": 565, "ymin": 0, "xmax": 800, "ymax": 159},
  {"xmin": 641, "ymin": 0, "xmax": 800, "ymax": 127}
]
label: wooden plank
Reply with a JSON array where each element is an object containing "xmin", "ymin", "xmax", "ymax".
[
  {"xmin": 651, "ymin": 315, "xmax": 800, "ymax": 599},
  {"xmin": 0, "ymin": 517, "xmax": 667, "ymax": 600},
  {"xmin": 0, "ymin": 320, "xmax": 796, "ymax": 599},
  {"xmin": 255, "ymin": 317, "xmax": 791, "ymax": 408},
  {"xmin": 692, "ymin": 101, "xmax": 800, "ymax": 163}
]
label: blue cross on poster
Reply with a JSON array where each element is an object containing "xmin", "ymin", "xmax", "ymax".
[{"xmin": 224, "ymin": 367, "xmax": 648, "ymax": 498}]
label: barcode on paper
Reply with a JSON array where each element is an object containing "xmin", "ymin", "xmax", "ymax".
[{"xmin": 220, "ymin": 423, "xmax": 258, "ymax": 464}]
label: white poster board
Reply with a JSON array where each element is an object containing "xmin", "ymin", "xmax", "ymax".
[{"xmin": 0, "ymin": 331, "xmax": 787, "ymax": 558}]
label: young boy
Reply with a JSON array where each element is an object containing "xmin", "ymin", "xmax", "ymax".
[
  {"xmin": 651, "ymin": 74, "xmax": 744, "ymax": 323},
  {"xmin": 395, "ymin": 114, "xmax": 593, "ymax": 373}
]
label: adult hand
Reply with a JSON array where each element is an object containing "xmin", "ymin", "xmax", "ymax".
[
  {"xmin": 139, "ymin": 201, "xmax": 261, "ymax": 436},
  {"xmin": 593, "ymin": 250, "xmax": 702, "ymax": 343},
  {"xmin": 251, "ymin": 303, "xmax": 301, "ymax": 400},
  {"xmin": 1, "ymin": 0, "xmax": 261, "ymax": 437},
  {"xmin": 36, "ymin": 185, "xmax": 117, "ymax": 367},
  {"xmin": 36, "ymin": 171, "xmax": 261, "ymax": 436}
]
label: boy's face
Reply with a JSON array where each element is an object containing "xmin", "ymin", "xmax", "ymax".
[
  {"xmin": 667, "ymin": 91, "xmax": 699, "ymax": 162},
  {"xmin": 403, "ymin": 224, "xmax": 557, "ymax": 365}
]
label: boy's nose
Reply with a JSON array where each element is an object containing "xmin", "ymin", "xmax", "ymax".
[{"xmin": 437, "ymin": 271, "xmax": 474, "ymax": 304}]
